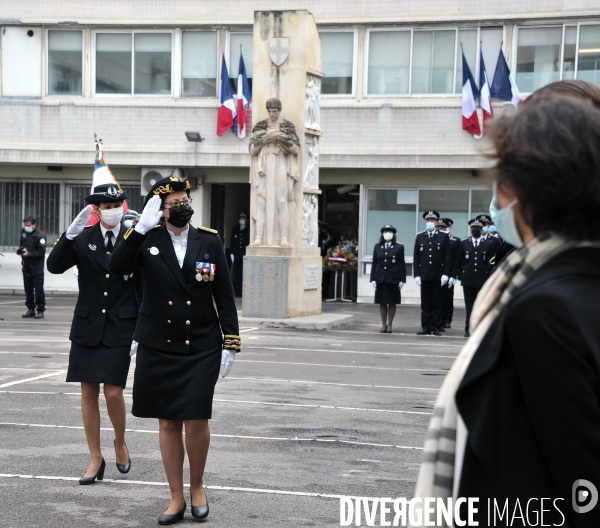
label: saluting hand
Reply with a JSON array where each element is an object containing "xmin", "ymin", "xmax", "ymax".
[
  {"xmin": 66, "ymin": 205, "xmax": 92, "ymax": 240},
  {"xmin": 135, "ymin": 195, "xmax": 163, "ymax": 235}
]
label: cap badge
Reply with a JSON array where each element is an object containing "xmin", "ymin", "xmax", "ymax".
[
  {"xmin": 107, "ymin": 186, "xmax": 119, "ymax": 197},
  {"xmin": 170, "ymin": 176, "xmax": 179, "ymax": 182}
]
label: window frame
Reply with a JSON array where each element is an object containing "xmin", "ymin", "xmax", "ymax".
[
  {"xmin": 179, "ymin": 29, "xmax": 220, "ymax": 99},
  {"xmin": 364, "ymin": 27, "xmax": 481, "ymax": 98},
  {"xmin": 512, "ymin": 20, "xmax": 600, "ymax": 94},
  {"xmin": 318, "ymin": 28, "xmax": 358, "ymax": 99},
  {"xmin": 45, "ymin": 28, "xmax": 85, "ymax": 97},
  {"xmin": 92, "ymin": 29, "xmax": 175, "ymax": 97},
  {"xmin": 225, "ymin": 29, "xmax": 253, "ymax": 85}
]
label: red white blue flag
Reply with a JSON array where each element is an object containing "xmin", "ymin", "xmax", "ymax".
[
  {"xmin": 235, "ymin": 51, "xmax": 252, "ymax": 139},
  {"xmin": 461, "ymin": 51, "xmax": 481, "ymax": 137},
  {"xmin": 217, "ymin": 54, "xmax": 236, "ymax": 136},
  {"xmin": 490, "ymin": 49, "xmax": 522, "ymax": 108},
  {"xmin": 479, "ymin": 50, "xmax": 494, "ymax": 134}
]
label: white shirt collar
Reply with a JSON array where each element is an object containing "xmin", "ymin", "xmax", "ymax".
[
  {"xmin": 167, "ymin": 224, "xmax": 190, "ymax": 241},
  {"xmin": 100, "ymin": 224, "xmax": 120, "ymax": 240}
]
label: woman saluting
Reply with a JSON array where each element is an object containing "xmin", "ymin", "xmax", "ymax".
[{"xmin": 108, "ymin": 176, "xmax": 240, "ymax": 525}]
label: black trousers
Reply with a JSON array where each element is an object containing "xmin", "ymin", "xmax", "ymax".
[
  {"xmin": 420, "ymin": 280, "xmax": 444, "ymax": 332},
  {"xmin": 443, "ymin": 284, "xmax": 455, "ymax": 324},
  {"xmin": 463, "ymin": 286, "xmax": 481, "ymax": 333},
  {"xmin": 322, "ymin": 269, "xmax": 331, "ymax": 299},
  {"xmin": 23, "ymin": 266, "xmax": 45, "ymax": 312},
  {"xmin": 232, "ymin": 257, "xmax": 244, "ymax": 297}
]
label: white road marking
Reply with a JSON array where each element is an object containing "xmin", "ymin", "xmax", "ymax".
[
  {"xmin": 0, "ymin": 370, "xmax": 66, "ymax": 388},
  {"xmin": 0, "ymin": 367, "xmax": 68, "ymax": 371},
  {"xmin": 0, "ymin": 422, "xmax": 423, "ymax": 450},
  {"xmin": 0, "ymin": 300, "xmax": 28, "ymax": 305},
  {"xmin": 0, "ymin": 473, "xmax": 381, "ymax": 500},
  {"xmin": 0, "ymin": 352, "xmax": 70, "ymax": 355},
  {"xmin": 224, "ymin": 375, "xmax": 440, "ymax": 391},
  {"xmin": 248, "ymin": 333, "xmax": 464, "ymax": 346},
  {"xmin": 239, "ymin": 327, "xmax": 259, "ymax": 333},
  {"xmin": 0, "ymin": 339, "xmax": 70, "ymax": 343},
  {"xmin": 245, "ymin": 346, "xmax": 456, "ymax": 359},
  {"xmin": 235, "ymin": 359, "xmax": 449, "ymax": 373}
]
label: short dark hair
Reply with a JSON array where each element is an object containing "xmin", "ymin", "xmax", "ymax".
[
  {"xmin": 266, "ymin": 98, "xmax": 282, "ymax": 110},
  {"xmin": 487, "ymin": 95, "xmax": 600, "ymax": 241},
  {"xmin": 23, "ymin": 216, "xmax": 36, "ymax": 224}
]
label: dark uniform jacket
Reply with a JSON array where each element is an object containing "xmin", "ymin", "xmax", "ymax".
[
  {"xmin": 46, "ymin": 223, "xmax": 138, "ymax": 347},
  {"xmin": 413, "ymin": 230, "xmax": 452, "ymax": 281},
  {"xmin": 107, "ymin": 224, "xmax": 240, "ymax": 355},
  {"xmin": 20, "ymin": 228, "xmax": 46, "ymax": 268},
  {"xmin": 448, "ymin": 234, "xmax": 462, "ymax": 279},
  {"xmin": 457, "ymin": 237, "xmax": 494, "ymax": 289},
  {"xmin": 229, "ymin": 225, "xmax": 250, "ymax": 258},
  {"xmin": 370, "ymin": 242, "xmax": 407, "ymax": 285},
  {"xmin": 457, "ymin": 248, "xmax": 600, "ymax": 527}
]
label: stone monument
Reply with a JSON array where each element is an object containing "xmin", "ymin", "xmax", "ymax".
[{"xmin": 243, "ymin": 10, "xmax": 323, "ymax": 318}]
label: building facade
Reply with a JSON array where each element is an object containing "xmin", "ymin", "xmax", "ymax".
[{"xmin": 0, "ymin": 1, "xmax": 598, "ymax": 299}]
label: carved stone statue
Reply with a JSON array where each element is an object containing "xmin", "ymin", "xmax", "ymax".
[
  {"xmin": 302, "ymin": 194, "xmax": 318, "ymax": 247},
  {"xmin": 249, "ymin": 98, "xmax": 300, "ymax": 247},
  {"xmin": 305, "ymin": 77, "xmax": 321, "ymax": 130},
  {"xmin": 303, "ymin": 137, "xmax": 319, "ymax": 188}
]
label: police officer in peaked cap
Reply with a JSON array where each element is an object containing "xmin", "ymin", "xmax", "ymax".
[
  {"xmin": 438, "ymin": 217, "xmax": 462, "ymax": 329},
  {"xmin": 47, "ymin": 182, "xmax": 136, "ymax": 484},
  {"xmin": 413, "ymin": 211, "xmax": 452, "ymax": 336},
  {"xmin": 229, "ymin": 212, "xmax": 250, "ymax": 297},
  {"xmin": 457, "ymin": 218, "xmax": 495, "ymax": 337},
  {"xmin": 108, "ymin": 175, "xmax": 239, "ymax": 523}
]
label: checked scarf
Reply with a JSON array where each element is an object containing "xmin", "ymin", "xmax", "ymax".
[{"xmin": 411, "ymin": 233, "xmax": 600, "ymax": 526}]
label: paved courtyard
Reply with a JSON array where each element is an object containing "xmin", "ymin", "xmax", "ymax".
[{"xmin": 0, "ymin": 295, "xmax": 466, "ymax": 527}]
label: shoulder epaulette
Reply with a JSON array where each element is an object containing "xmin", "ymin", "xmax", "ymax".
[
  {"xmin": 153, "ymin": 224, "xmax": 162, "ymax": 229},
  {"xmin": 84, "ymin": 225, "xmax": 92, "ymax": 229},
  {"xmin": 198, "ymin": 226, "xmax": 218, "ymax": 234}
]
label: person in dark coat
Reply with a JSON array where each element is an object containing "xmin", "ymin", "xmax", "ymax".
[
  {"xmin": 108, "ymin": 176, "xmax": 240, "ymax": 524},
  {"xmin": 370, "ymin": 225, "xmax": 406, "ymax": 333},
  {"xmin": 413, "ymin": 211, "xmax": 452, "ymax": 336},
  {"xmin": 47, "ymin": 183, "xmax": 135, "ymax": 484},
  {"xmin": 457, "ymin": 219, "xmax": 495, "ymax": 337},
  {"xmin": 318, "ymin": 221, "xmax": 334, "ymax": 300},
  {"xmin": 18, "ymin": 215, "xmax": 47, "ymax": 318},
  {"xmin": 229, "ymin": 212, "xmax": 250, "ymax": 297},
  {"xmin": 413, "ymin": 83, "xmax": 600, "ymax": 527},
  {"xmin": 438, "ymin": 218, "xmax": 461, "ymax": 330}
]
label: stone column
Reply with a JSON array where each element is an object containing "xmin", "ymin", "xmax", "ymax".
[{"xmin": 242, "ymin": 10, "xmax": 323, "ymax": 318}]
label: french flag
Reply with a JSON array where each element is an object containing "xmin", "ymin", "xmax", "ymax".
[
  {"xmin": 461, "ymin": 51, "xmax": 481, "ymax": 137},
  {"xmin": 490, "ymin": 50, "xmax": 522, "ymax": 108},
  {"xmin": 479, "ymin": 50, "xmax": 494, "ymax": 134},
  {"xmin": 217, "ymin": 55, "xmax": 236, "ymax": 136},
  {"xmin": 235, "ymin": 51, "xmax": 252, "ymax": 139}
]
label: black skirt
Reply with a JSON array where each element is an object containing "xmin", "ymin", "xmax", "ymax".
[
  {"xmin": 374, "ymin": 283, "xmax": 401, "ymax": 305},
  {"xmin": 132, "ymin": 344, "xmax": 221, "ymax": 420},
  {"xmin": 66, "ymin": 342, "xmax": 131, "ymax": 388}
]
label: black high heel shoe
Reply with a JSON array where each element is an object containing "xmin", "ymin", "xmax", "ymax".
[
  {"xmin": 79, "ymin": 458, "xmax": 105, "ymax": 485},
  {"xmin": 158, "ymin": 502, "xmax": 186, "ymax": 525},
  {"xmin": 379, "ymin": 325, "xmax": 388, "ymax": 333},
  {"xmin": 190, "ymin": 489, "xmax": 209, "ymax": 521},
  {"xmin": 114, "ymin": 439, "xmax": 131, "ymax": 474}
]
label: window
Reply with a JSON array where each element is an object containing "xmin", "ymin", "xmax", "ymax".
[
  {"xmin": 1, "ymin": 27, "xmax": 42, "ymax": 97},
  {"xmin": 181, "ymin": 31, "xmax": 218, "ymax": 97},
  {"xmin": 320, "ymin": 31, "xmax": 355, "ymax": 95},
  {"xmin": 48, "ymin": 30, "xmax": 83, "ymax": 95},
  {"xmin": 367, "ymin": 28, "xmax": 478, "ymax": 96},
  {"xmin": 95, "ymin": 32, "xmax": 172, "ymax": 95},
  {"xmin": 229, "ymin": 32, "xmax": 253, "ymax": 91},
  {"xmin": 364, "ymin": 187, "xmax": 493, "ymax": 265},
  {"xmin": 0, "ymin": 182, "xmax": 60, "ymax": 247},
  {"xmin": 515, "ymin": 23, "xmax": 600, "ymax": 91}
]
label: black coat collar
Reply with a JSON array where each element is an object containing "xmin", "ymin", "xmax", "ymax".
[{"xmin": 84, "ymin": 223, "xmax": 124, "ymax": 271}]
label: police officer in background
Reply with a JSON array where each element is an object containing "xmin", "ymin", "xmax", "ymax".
[
  {"xmin": 122, "ymin": 210, "xmax": 140, "ymax": 228},
  {"xmin": 229, "ymin": 212, "xmax": 250, "ymax": 297},
  {"xmin": 413, "ymin": 211, "xmax": 452, "ymax": 336},
  {"xmin": 476, "ymin": 214, "xmax": 500, "ymax": 252},
  {"xmin": 19, "ymin": 216, "xmax": 47, "ymax": 318},
  {"xmin": 457, "ymin": 218, "xmax": 495, "ymax": 337},
  {"xmin": 438, "ymin": 218, "xmax": 461, "ymax": 330}
]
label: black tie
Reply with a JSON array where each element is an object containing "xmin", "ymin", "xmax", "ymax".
[{"xmin": 106, "ymin": 231, "xmax": 114, "ymax": 253}]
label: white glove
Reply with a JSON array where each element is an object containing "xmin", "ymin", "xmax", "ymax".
[
  {"xmin": 72, "ymin": 265, "xmax": 79, "ymax": 279},
  {"xmin": 135, "ymin": 195, "xmax": 163, "ymax": 235},
  {"xmin": 231, "ymin": 254, "xmax": 235, "ymax": 263},
  {"xmin": 129, "ymin": 340, "xmax": 138, "ymax": 357},
  {"xmin": 415, "ymin": 276, "xmax": 422, "ymax": 287},
  {"xmin": 441, "ymin": 275, "xmax": 449, "ymax": 286},
  {"xmin": 371, "ymin": 281, "xmax": 377, "ymax": 289},
  {"xmin": 448, "ymin": 277, "xmax": 456, "ymax": 288},
  {"xmin": 66, "ymin": 205, "xmax": 92, "ymax": 240},
  {"xmin": 398, "ymin": 282, "xmax": 404, "ymax": 289},
  {"xmin": 221, "ymin": 349, "xmax": 236, "ymax": 378}
]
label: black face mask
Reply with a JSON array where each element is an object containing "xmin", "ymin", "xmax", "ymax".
[
  {"xmin": 167, "ymin": 205, "xmax": 194, "ymax": 228},
  {"xmin": 471, "ymin": 228, "xmax": 481, "ymax": 238}
]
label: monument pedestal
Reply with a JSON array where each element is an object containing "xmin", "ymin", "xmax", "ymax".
[{"xmin": 242, "ymin": 10, "xmax": 324, "ymax": 319}]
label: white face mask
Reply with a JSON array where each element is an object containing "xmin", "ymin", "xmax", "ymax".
[
  {"xmin": 99, "ymin": 206, "xmax": 123, "ymax": 227},
  {"xmin": 482, "ymin": 225, "xmax": 489, "ymax": 234},
  {"xmin": 383, "ymin": 232, "xmax": 393, "ymax": 242},
  {"xmin": 425, "ymin": 222, "xmax": 436, "ymax": 232},
  {"xmin": 239, "ymin": 219, "xmax": 246, "ymax": 227},
  {"xmin": 23, "ymin": 226, "xmax": 34, "ymax": 233},
  {"xmin": 123, "ymin": 219, "xmax": 134, "ymax": 229}
]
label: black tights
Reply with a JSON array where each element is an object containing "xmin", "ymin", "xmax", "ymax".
[{"xmin": 379, "ymin": 304, "xmax": 397, "ymax": 329}]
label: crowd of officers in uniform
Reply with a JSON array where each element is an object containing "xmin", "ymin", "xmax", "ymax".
[{"xmin": 414, "ymin": 210, "xmax": 513, "ymax": 337}]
